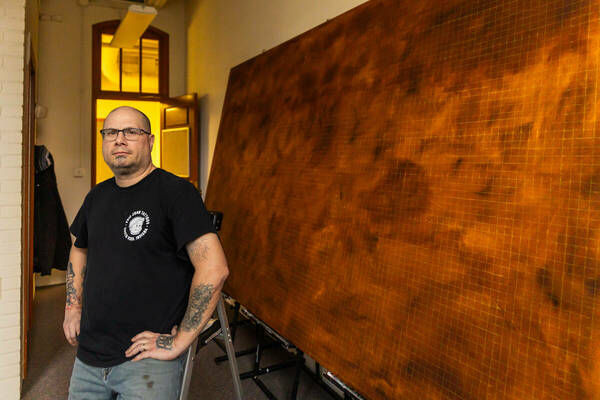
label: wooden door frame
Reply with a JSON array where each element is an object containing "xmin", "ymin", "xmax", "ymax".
[
  {"xmin": 20, "ymin": 44, "xmax": 36, "ymax": 380},
  {"xmin": 161, "ymin": 94, "xmax": 200, "ymax": 189}
]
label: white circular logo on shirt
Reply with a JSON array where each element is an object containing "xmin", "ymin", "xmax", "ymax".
[{"xmin": 124, "ymin": 210, "xmax": 150, "ymax": 241}]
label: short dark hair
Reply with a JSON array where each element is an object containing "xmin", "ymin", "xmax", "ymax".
[{"xmin": 104, "ymin": 106, "xmax": 151, "ymax": 133}]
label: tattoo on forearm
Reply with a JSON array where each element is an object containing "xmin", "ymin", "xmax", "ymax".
[
  {"xmin": 191, "ymin": 238, "xmax": 210, "ymax": 261},
  {"xmin": 181, "ymin": 284, "xmax": 214, "ymax": 331},
  {"xmin": 66, "ymin": 262, "xmax": 84, "ymax": 307},
  {"xmin": 156, "ymin": 335, "xmax": 174, "ymax": 350}
]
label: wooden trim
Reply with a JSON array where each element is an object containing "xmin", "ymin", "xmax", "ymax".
[
  {"xmin": 91, "ymin": 24, "xmax": 100, "ymax": 188},
  {"xmin": 91, "ymin": 96, "xmax": 97, "ymax": 187},
  {"xmin": 161, "ymin": 94, "xmax": 199, "ymax": 187},
  {"xmin": 158, "ymin": 31, "xmax": 169, "ymax": 98},
  {"xmin": 138, "ymin": 38, "xmax": 142, "ymax": 93},
  {"xmin": 96, "ymin": 92, "xmax": 166, "ymax": 101},
  {"xmin": 189, "ymin": 93, "xmax": 199, "ymax": 188},
  {"xmin": 91, "ymin": 23, "xmax": 102, "ymax": 100},
  {"xmin": 119, "ymin": 47, "xmax": 122, "ymax": 92},
  {"xmin": 21, "ymin": 59, "xmax": 35, "ymax": 380},
  {"xmin": 91, "ymin": 20, "xmax": 169, "ymax": 97}
]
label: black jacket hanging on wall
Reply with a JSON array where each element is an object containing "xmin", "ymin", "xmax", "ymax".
[{"xmin": 34, "ymin": 145, "xmax": 71, "ymax": 275}]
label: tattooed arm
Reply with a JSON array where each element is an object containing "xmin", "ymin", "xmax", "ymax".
[
  {"xmin": 63, "ymin": 244, "xmax": 87, "ymax": 346},
  {"xmin": 126, "ymin": 232, "xmax": 229, "ymax": 361}
]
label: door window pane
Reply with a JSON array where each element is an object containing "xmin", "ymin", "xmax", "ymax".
[
  {"xmin": 161, "ymin": 127, "xmax": 190, "ymax": 178},
  {"xmin": 122, "ymin": 41, "xmax": 140, "ymax": 92},
  {"xmin": 141, "ymin": 38, "xmax": 159, "ymax": 94},
  {"xmin": 101, "ymin": 34, "xmax": 120, "ymax": 91}
]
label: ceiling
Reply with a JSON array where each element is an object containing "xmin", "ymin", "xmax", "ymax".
[{"xmin": 82, "ymin": 0, "xmax": 169, "ymax": 10}]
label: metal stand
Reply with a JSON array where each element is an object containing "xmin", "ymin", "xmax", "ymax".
[
  {"xmin": 214, "ymin": 300, "xmax": 364, "ymax": 400},
  {"xmin": 238, "ymin": 324, "xmax": 297, "ymax": 399},
  {"xmin": 179, "ymin": 295, "xmax": 244, "ymax": 400}
]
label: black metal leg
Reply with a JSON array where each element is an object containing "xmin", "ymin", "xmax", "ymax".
[
  {"xmin": 214, "ymin": 337, "xmax": 226, "ymax": 353},
  {"xmin": 254, "ymin": 377, "xmax": 278, "ymax": 400},
  {"xmin": 315, "ymin": 362, "xmax": 322, "ymax": 383},
  {"xmin": 254, "ymin": 324, "xmax": 264, "ymax": 375},
  {"xmin": 289, "ymin": 350, "xmax": 304, "ymax": 400},
  {"xmin": 231, "ymin": 301, "xmax": 241, "ymax": 342},
  {"xmin": 239, "ymin": 359, "xmax": 297, "ymax": 380},
  {"xmin": 215, "ymin": 342, "xmax": 280, "ymax": 364}
]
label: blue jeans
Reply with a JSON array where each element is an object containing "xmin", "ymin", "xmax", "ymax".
[{"xmin": 68, "ymin": 355, "xmax": 186, "ymax": 400}]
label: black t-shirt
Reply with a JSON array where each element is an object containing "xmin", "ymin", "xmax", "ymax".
[{"xmin": 70, "ymin": 168, "xmax": 217, "ymax": 367}]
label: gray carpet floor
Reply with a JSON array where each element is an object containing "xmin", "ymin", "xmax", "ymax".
[{"xmin": 21, "ymin": 285, "xmax": 337, "ymax": 400}]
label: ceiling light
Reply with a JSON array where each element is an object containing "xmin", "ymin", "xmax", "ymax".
[{"xmin": 110, "ymin": 4, "xmax": 157, "ymax": 48}]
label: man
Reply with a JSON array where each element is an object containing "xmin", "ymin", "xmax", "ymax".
[{"xmin": 63, "ymin": 106, "xmax": 229, "ymax": 399}]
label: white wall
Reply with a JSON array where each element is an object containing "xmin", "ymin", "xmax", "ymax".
[
  {"xmin": 0, "ymin": 1, "xmax": 25, "ymax": 397},
  {"xmin": 35, "ymin": 0, "xmax": 187, "ymax": 285},
  {"xmin": 185, "ymin": 0, "xmax": 368, "ymax": 194}
]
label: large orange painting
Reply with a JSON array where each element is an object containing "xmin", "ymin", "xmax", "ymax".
[{"xmin": 205, "ymin": 0, "xmax": 600, "ymax": 398}]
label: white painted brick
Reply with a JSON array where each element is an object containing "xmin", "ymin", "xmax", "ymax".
[
  {"xmin": 0, "ymin": 364, "xmax": 18, "ymax": 380},
  {"xmin": 4, "ymin": 8, "xmax": 25, "ymax": 19},
  {"xmin": 1, "ymin": 155, "xmax": 21, "ymax": 168},
  {"xmin": 0, "ymin": 242, "xmax": 18, "ymax": 255},
  {"xmin": 0, "ymin": 180, "xmax": 19, "ymax": 192},
  {"xmin": 0, "ymin": 217, "xmax": 19, "ymax": 231},
  {"xmin": 0, "ymin": 267, "xmax": 20, "ymax": 282},
  {"xmin": 0, "ymin": 104, "xmax": 21, "ymax": 117},
  {"xmin": 0, "ymin": 82, "xmax": 21, "ymax": 94},
  {"xmin": 0, "ymin": 313, "xmax": 18, "ymax": 328},
  {"xmin": 0, "ymin": 376, "xmax": 19, "ymax": 399},
  {"xmin": 0, "ymin": 351, "xmax": 18, "ymax": 366},
  {"xmin": 0, "ymin": 253, "xmax": 17, "ymax": 267},
  {"xmin": 0, "ymin": 276, "xmax": 18, "ymax": 290},
  {"xmin": 0, "ymin": 339, "xmax": 19, "ymax": 354},
  {"xmin": 0, "ymin": 302, "xmax": 18, "ymax": 317},
  {"xmin": 0, "ymin": 168, "xmax": 20, "ymax": 181},
  {"xmin": 0, "ymin": 193, "xmax": 19, "ymax": 207},
  {"xmin": 1, "ymin": 156, "xmax": 21, "ymax": 169},
  {"xmin": 0, "ymin": 144, "xmax": 20, "ymax": 155},
  {"xmin": 0, "ymin": 206, "xmax": 19, "ymax": 218},
  {"xmin": 0, "ymin": 289, "xmax": 18, "ymax": 302},
  {"xmin": 0, "ymin": 13, "xmax": 25, "ymax": 27},
  {"xmin": 0, "ymin": 117, "xmax": 21, "ymax": 130},
  {"xmin": 0, "ymin": 41, "xmax": 23, "ymax": 57},
  {"xmin": 0, "ymin": 232, "xmax": 19, "ymax": 244},
  {"xmin": 1, "ymin": 31, "xmax": 23, "ymax": 45},
  {"xmin": 0, "ymin": 93, "xmax": 22, "ymax": 105},
  {"xmin": 0, "ymin": 131, "xmax": 21, "ymax": 144},
  {"xmin": 0, "ymin": 217, "xmax": 18, "ymax": 229},
  {"xmin": 1, "ymin": 56, "xmax": 22, "ymax": 69},
  {"xmin": 0, "ymin": 326, "xmax": 18, "ymax": 342},
  {"xmin": 0, "ymin": 66, "xmax": 22, "ymax": 82},
  {"xmin": 0, "ymin": 0, "xmax": 25, "ymax": 6},
  {"xmin": 4, "ymin": 5, "xmax": 25, "ymax": 19}
]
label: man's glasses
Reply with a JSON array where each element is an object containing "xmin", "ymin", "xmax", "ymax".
[{"xmin": 100, "ymin": 127, "xmax": 151, "ymax": 142}]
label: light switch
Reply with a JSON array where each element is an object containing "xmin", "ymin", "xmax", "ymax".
[{"xmin": 74, "ymin": 167, "xmax": 85, "ymax": 177}]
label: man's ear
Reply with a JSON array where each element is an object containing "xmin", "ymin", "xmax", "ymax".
[{"xmin": 149, "ymin": 134, "xmax": 155, "ymax": 151}]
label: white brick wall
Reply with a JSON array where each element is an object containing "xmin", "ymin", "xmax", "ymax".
[{"xmin": 0, "ymin": 0, "xmax": 25, "ymax": 399}]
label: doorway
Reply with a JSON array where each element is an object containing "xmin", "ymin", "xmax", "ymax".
[
  {"xmin": 93, "ymin": 95, "xmax": 200, "ymax": 187},
  {"xmin": 95, "ymin": 99, "xmax": 162, "ymax": 184}
]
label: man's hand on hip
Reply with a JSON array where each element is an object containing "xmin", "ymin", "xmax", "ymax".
[
  {"xmin": 126, "ymin": 325, "xmax": 185, "ymax": 361},
  {"xmin": 63, "ymin": 305, "xmax": 82, "ymax": 346}
]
